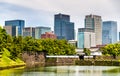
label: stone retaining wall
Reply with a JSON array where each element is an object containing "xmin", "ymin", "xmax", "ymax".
[
  {"xmin": 75, "ymin": 60, "xmax": 120, "ymax": 66},
  {"xmin": 46, "ymin": 57, "xmax": 79, "ymax": 66},
  {"xmin": 22, "ymin": 52, "xmax": 45, "ymax": 67}
]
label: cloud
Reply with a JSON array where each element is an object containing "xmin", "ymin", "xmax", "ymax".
[
  {"xmin": 0, "ymin": 2, "xmax": 54, "ymax": 29},
  {"xmin": 0, "ymin": 0, "xmax": 119, "ymax": 32}
]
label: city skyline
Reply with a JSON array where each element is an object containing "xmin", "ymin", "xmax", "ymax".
[{"xmin": 0, "ymin": 0, "xmax": 120, "ymax": 32}]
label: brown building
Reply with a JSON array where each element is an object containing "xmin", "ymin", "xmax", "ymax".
[{"xmin": 41, "ymin": 32, "xmax": 57, "ymax": 39}]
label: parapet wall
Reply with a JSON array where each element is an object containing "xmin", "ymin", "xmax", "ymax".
[{"xmin": 46, "ymin": 56, "xmax": 79, "ymax": 66}]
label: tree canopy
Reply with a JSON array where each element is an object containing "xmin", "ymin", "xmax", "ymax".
[
  {"xmin": 100, "ymin": 43, "xmax": 120, "ymax": 58},
  {"xmin": 83, "ymin": 48, "xmax": 91, "ymax": 56},
  {"xmin": 0, "ymin": 27, "xmax": 76, "ymax": 59}
]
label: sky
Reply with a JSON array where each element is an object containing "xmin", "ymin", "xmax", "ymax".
[{"xmin": 0, "ymin": 0, "xmax": 120, "ymax": 32}]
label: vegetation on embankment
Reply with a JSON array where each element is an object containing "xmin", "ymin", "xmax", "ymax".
[
  {"xmin": 0, "ymin": 26, "xmax": 76, "ymax": 69},
  {"xmin": 0, "ymin": 27, "xmax": 76, "ymax": 58},
  {"xmin": 0, "ymin": 48, "xmax": 25, "ymax": 69}
]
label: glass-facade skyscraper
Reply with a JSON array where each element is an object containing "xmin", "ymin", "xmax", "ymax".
[
  {"xmin": 54, "ymin": 13, "xmax": 74, "ymax": 40},
  {"xmin": 5, "ymin": 20, "xmax": 25, "ymax": 36},
  {"xmin": 102, "ymin": 21, "xmax": 117, "ymax": 44}
]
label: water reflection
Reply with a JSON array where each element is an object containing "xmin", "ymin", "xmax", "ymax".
[
  {"xmin": 0, "ymin": 66, "xmax": 120, "ymax": 76},
  {"xmin": 0, "ymin": 67, "xmax": 24, "ymax": 76}
]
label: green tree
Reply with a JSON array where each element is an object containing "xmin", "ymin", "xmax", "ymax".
[
  {"xmin": 83, "ymin": 48, "xmax": 91, "ymax": 56},
  {"xmin": 101, "ymin": 43, "xmax": 120, "ymax": 59}
]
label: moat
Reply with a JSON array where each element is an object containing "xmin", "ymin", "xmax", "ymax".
[{"xmin": 0, "ymin": 66, "xmax": 120, "ymax": 76}]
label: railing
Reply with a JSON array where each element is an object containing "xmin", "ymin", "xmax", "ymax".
[{"xmin": 46, "ymin": 55, "xmax": 79, "ymax": 58}]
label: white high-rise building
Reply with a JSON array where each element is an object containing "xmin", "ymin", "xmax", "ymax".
[
  {"xmin": 85, "ymin": 14, "xmax": 102, "ymax": 46},
  {"xmin": 77, "ymin": 28, "xmax": 96, "ymax": 49}
]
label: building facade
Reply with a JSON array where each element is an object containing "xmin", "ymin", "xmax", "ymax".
[
  {"xmin": 85, "ymin": 14, "xmax": 102, "ymax": 45},
  {"xmin": 119, "ymin": 32, "xmax": 120, "ymax": 41},
  {"xmin": 41, "ymin": 32, "xmax": 57, "ymax": 39},
  {"xmin": 102, "ymin": 21, "xmax": 117, "ymax": 44},
  {"xmin": 23, "ymin": 27, "xmax": 35, "ymax": 38},
  {"xmin": 54, "ymin": 13, "xmax": 74, "ymax": 40},
  {"xmin": 3, "ymin": 26, "xmax": 18, "ymax": 36},
  {"xmin": 35, "ymin": 27, "xmax": 51, "ymax": 39},
  {"xmin": 77, "ymin": 28, "xmax": 96, "ymax": 49},
  {"xmin": 5, "ymin": 20, "xmax": 25, "ymax": 36}
]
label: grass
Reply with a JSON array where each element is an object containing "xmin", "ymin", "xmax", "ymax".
[{"xmin": 0, "ymin": 48, "xmax": 25, "ymax": 68}]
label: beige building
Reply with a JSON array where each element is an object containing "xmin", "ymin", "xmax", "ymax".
[
  {"xmin": 85, "ymin": 14, "xmax": 102, "ymax": 46},
  {"xmin": 22, "ymin": 27, "xmax": 35, "ymax": 38},
  {"xmin": 3, "ymin": 26, "xmax": 18, "ymax": 36},
  {"xmin": 3, "ymin": 26, "xmax": 12, "ymax": 36}
]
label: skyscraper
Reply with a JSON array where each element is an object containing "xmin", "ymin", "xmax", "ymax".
[
  {"xmin": 54, "ymin": 13, "xmax": 74, "ymax": 40},
  {"xmin": 85, "ymin": 14, "xmax": 102, "ymax": 45},
  {"xmin": 35, "ymin": 26, "xmax": 51, "ymax": 39},
  {"xmin": 5, "ymin": 20, "xmax": 25, "ymax": 36},
  {"xmin": 77, "ymin": 28, "xmax": 96, "ymax": 49},
  {"xmin": 119, "ymin": 32, "xmax": 120, "ymax": 41},
  {"xmin": 102, "ymin": 21, "xmax": 117, "ymax": 44},
  {"xmin": 23, "ymin": 27, "xmax": 35, "ymax": 38},
  {"xmin": 3, "ymin": 26, "xmax": 18, "ymax": 36}
]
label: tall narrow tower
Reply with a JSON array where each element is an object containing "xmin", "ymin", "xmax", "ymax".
[{"xmin": 85, "ymin": 14, "xmax": 102, "ymax": 45}]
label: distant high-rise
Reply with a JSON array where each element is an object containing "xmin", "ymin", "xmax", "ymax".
[
  {"xmin": 35, "ymin": 26, "xmax": 51, "ymax": 39},
  {"xmin": 54, "ymin": 13, "xmax": 74, "ymax": 40},
  {"xmin": 102, "ymin": 21, "xmax": 117, "ymax": 44},
  {"xmin": 23, "ymin": 27, "xmax": 35, "ymax": 38},
  {"xmin": 77, "ymin": 28, "xmax": 96, "ymax": 49},
  {"xmin": 119, "ymin": 32, "xmax": 120, "ymax": 41},
  {"xmin": 85, "ymin": 14, "xmax": 102, "ymax": 45},
  {"xmin": 3, "ymin": 26, "xmax": 18, "ymax": 36},
  {"xmin": 5, "ymin": 20, "xmax": 25, "ymax": 36}
]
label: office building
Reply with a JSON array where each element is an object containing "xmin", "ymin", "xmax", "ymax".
[
  {"xmin": 102, "ymin": 21, "xmax": 117, "ymax": 44},
  {"xmin": 35, "ymin": 26, "xmax": 51, "ymax": 39},
  {"xmin": 5, "ymin": 20, "xmax": 25, "ymax": 36},
  {"xmin": 54, "ymin": 13, "xmax": 74, "ymax": 40},
  {"xmin": 77, "ymin": 28, "xmax": 96, "ymax": 49},
  {"xmin": 3, "ymin": 26, "xmax": 18, "ymax": 36},
  {"xmin": 119, "ymin": 32, "xmax": 120, "ymax": 41},
  {"xmin": 85, "ymin": 14, "xmax": 102, "ymax": 45},
  {"xmin": 23, "ymin": 27, "xmax": 35, "ymax": 38},
  {"xmin": 41, "ymin": 32, "xmax": 57, "ymax": 39}
]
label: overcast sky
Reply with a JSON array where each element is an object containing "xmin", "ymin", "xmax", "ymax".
[{"xmin": 0, "ymin": 0, "xmax": 120, "ymax": 32}]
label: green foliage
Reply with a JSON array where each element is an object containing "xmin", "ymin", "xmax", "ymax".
[
  {"xmin": 41, "ymin": 39, "xmax": 76, "ymax": 55},
  {"xmin": 101, "ymin": 43, "xmax": 120, "ymax": 58},
  {"xmin": 0, "ymin": 27, "xmax": 76, "ymax": 60},
  {"xmin": 83, "ymin": 48, "xmax": 91, "ymax": 56}
]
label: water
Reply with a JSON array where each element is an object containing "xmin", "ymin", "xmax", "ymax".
[{"xmin": 0, "ymin": 66, "xmax": 120, "ymax": 76}]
